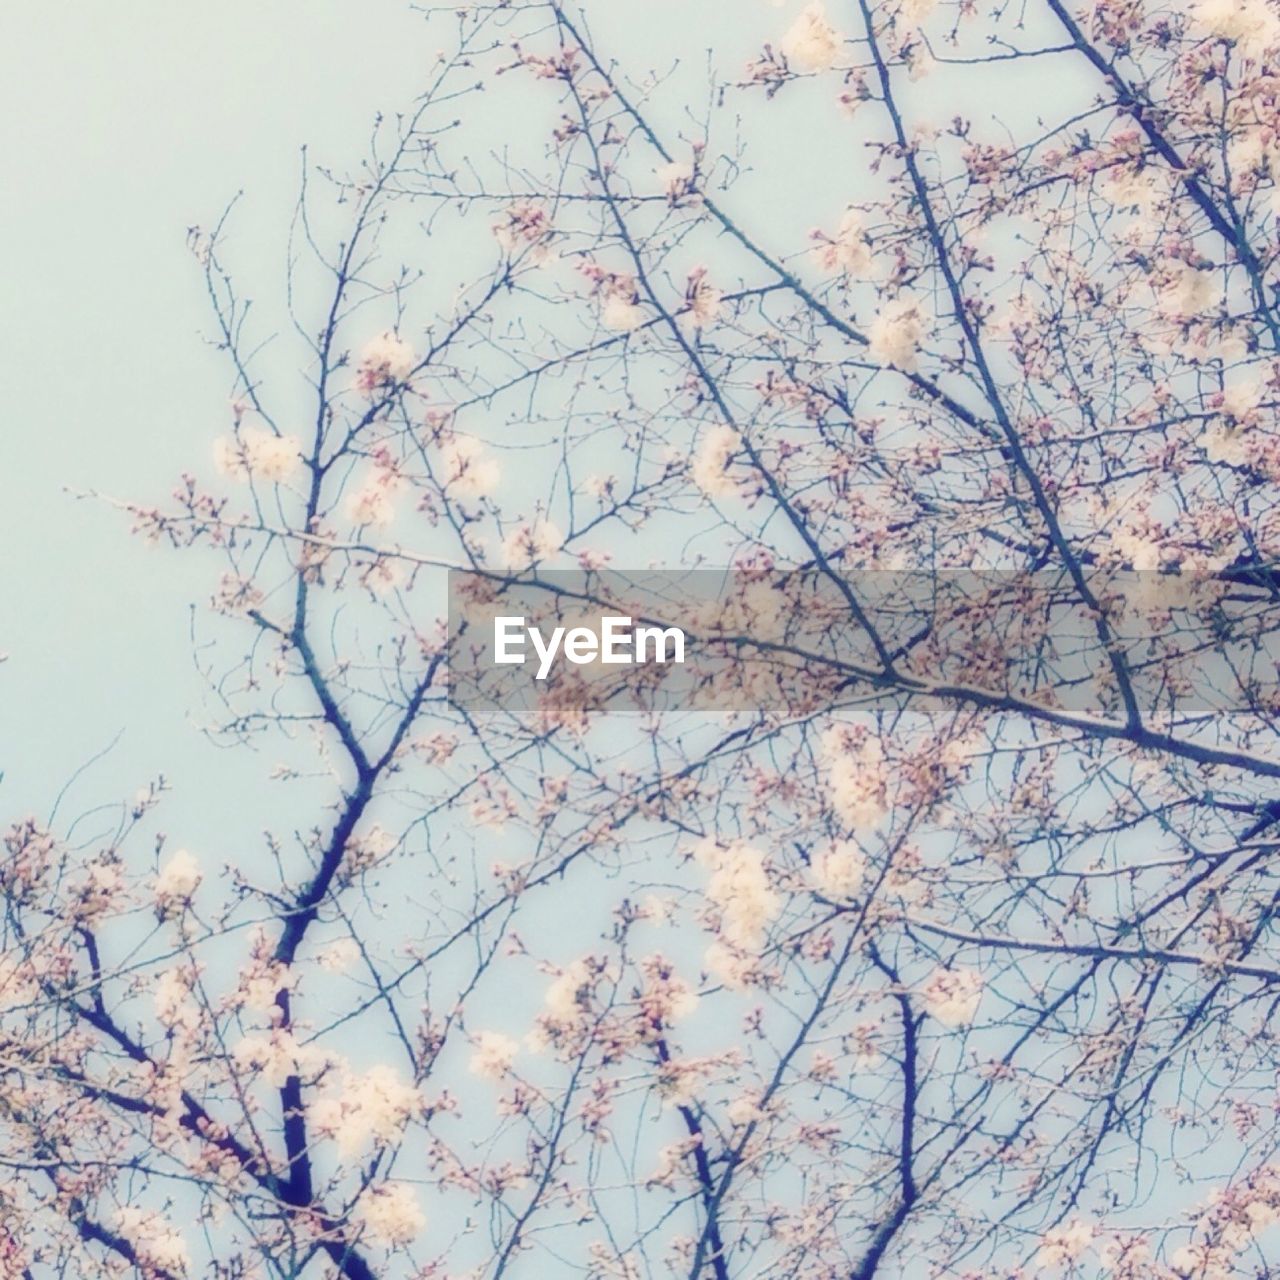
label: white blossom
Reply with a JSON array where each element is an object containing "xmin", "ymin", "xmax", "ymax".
[
  {"xmin": 492, "ymin": 201, "xmax": 553, "ymax": 257},
  {"xmin": 906, "ymin": 44, "xmax": 936, "ymax": 80},
  {"xmin": 243, "ymin": 428, "xmax": 301, "ymax": 482},
  {"xmin": 1160, "ymin": 266, "xmax": 1217, "ymax": 319},
  {"xmin": 822, "ymin": 727, "xmax": 890, "ymax": 830},
  {"xmin": 153, "ymin": 967, "xmax": 198, "ymax": 1031},
  {"xmin": 867, "ymin": 297, "xmax": 926, "ymax": 370},
  {"xmin": 640, "ymin": 955, "xmax": 699, "ymax": 1024},
  {"xmin": 345, "ymin": 823, "xmax": 397, "ymax": 873},
  {"xmin": 311, "ymin": 1064, "xmax": 422, "ymax": 1156},
  {"xmin": 1193, "ymin": 0, "xmax": 1280, "ymax": 54},
  {"xmin": 1222, "ymin": 375, "xmax": 1264, "ymax": 422},
  {"xmin": 345, "ymin": 475, "xmax": 398, "ymax": 527},
  {"xmin": 1228, "ymin": 129, "xmax": 1269, "ymax": 193},
  {"xmin": 502, "ymin": 519, "xmax": 562, "ymax": 568},
  {"xmin": 901, "ymin": 0, "xmax": 937, "ymax": 22},
  {"xmin": 1169, "ymin": 1243, "xmax": 1211, "ymax": 1276},
  {"xmin": 440, "ymin": 435, "xmax": 501, "ymax": 498},
  {"xmin": 114, "ymin": 1207, "xmax": 189, "ymax": 1274},
  {"xmin": 361, "ymin": 558, "xmax": 405, "ymax": 595},
  {"xmin": 213, "ymin": 435, "xmax": 246, "ymax": 479},
  {"xmin": 1245, "ymin": 1198, "xmax": 1280, "ymax": 1233},
  {"xmin": 1102, "ymin": 165, "xmax": 1166, "ymax": 214},
  {"xmin": 692, "ymin": 425, "xmax": 740, "ymax": 498},
  {"xmin": 545, "ymin": 959, "xmax": 593, "ymax": 1022},
  {"xmin": 780, "ymin": 3, "xmax": 844, "ymax": 71},
  {"xmin": 810, "ymin": 839, "xmax": 867, "ymax": 901},
  {"xmin": 155, "ymin": 849, "xmax": 202, "ymax": 905},
  {"xmin": 705, "ymin": 940, "xmax": 756, "ymax": 990},
  {"xmin": 656, "ymin": 161, "xmax": 694, "ymax": 201},
  {"xmin": 1036, "ymin": 1218, "xmax": 1094, "ymax": 1269},
  {"xmin": 469, "ymin": 1030, "xmax": 520, "ymax": 1080},
  {"xmin": 920, "ymin": 966, "xmax": 983, "ymax": 1026},
  {"xmin": 727, "ymin": 1096, "xmax": 763, "ymax": 1127},
  {"xmin": 695, "ymin": 838, "xmax": 779, "ymax": 950},
  {"xmin": 685, "ymin": 267, "xmax": 722, "ymax": 329},
  {"xmin": 602, "ymin": 293, "xmax": 646, "ymax": 332},
  {"xmin": 1111, "ymin": 527, "xmax": 1162, "ymax": 572},
  {"xmin": 1204, "ymin": 424, "xmax": 1249, "ymax": 466},
  {"xmin": 0, "ymin": 955, "xmax": 35, "ymax": 1011},
  {"xmin": 812, "ymin": 209, "xmax": 873, "ymax": 277},
  {"xmin": 317, "ymin": 938, "xmax": 361, "ymax": 973},
  {"xmin": 233, "ymin": 1030, "xmax": 324, "ymax": 1089},
  {"xmin": 358, "ymin": 1182, "xmax": 426, "ymax": 1247},
  {"xmin": 356, "ymin": 331, "xmax": 416, "ymax": 393}
]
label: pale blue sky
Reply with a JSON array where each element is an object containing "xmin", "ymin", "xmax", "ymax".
[
  {"xmin": 0, "ymin": 0, "xmax": 814, "ymax": 827},
  {"xmin": 1, "ymin": 8, "xmax": 1260, "ymax": 1276},
  {"xmin": 0, "ymin": 0, "xmax": 1065, "ymax": 821},
  {"xmin": 0, "ymin": 3, "xmax": 434, "ymax": 827}
]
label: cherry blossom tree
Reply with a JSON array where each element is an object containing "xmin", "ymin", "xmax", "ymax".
[{"xmin": 8, "ymin": 0, "xmax": 1280, "ymax": 1277}]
